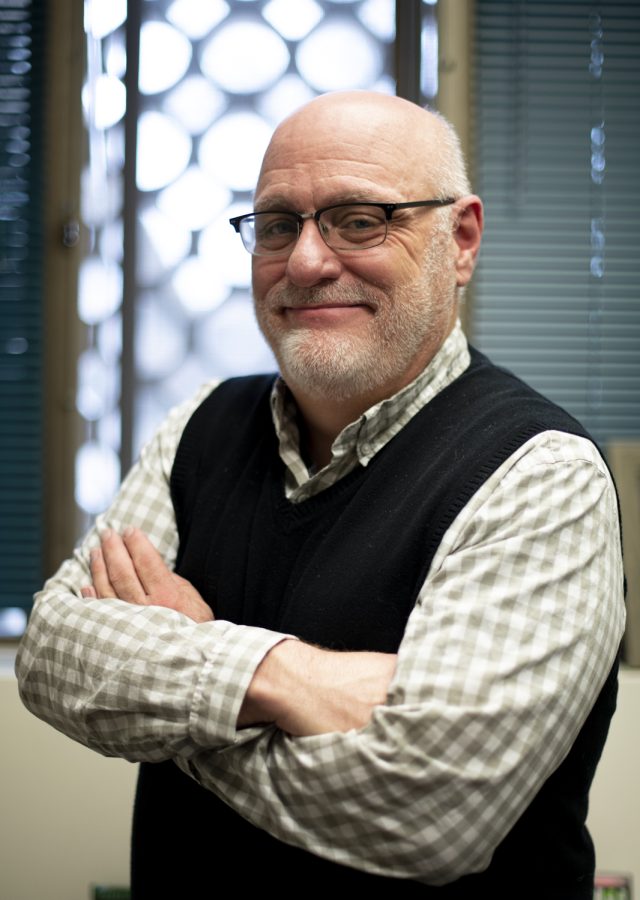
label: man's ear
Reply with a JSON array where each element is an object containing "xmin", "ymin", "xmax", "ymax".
[{"xmin": 452, "ymin": 196, "xmax": 483, "ymax": 287}]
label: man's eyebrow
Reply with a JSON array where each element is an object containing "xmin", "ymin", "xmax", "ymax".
[
  {"xmin": 253, "ymin": 196, "xmax": 295, "ymax": 213},
  {"xmin": 253, "ymin": 193, "xmax": 390, "ymax": 213}
]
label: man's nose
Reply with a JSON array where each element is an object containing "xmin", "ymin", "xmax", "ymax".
[{"xmin": 284, "ymin": 219, "xmax": 343, "ymax": 287}]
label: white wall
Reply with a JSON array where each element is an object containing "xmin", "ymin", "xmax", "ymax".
[
  {"xmin": 1, "ymin": 657, "xmax": 136, "ymax": 900},
  {"xmin": 588, "ymin": 667, "xmax": 640, "ymax": 886},
  {"xmin": 1, "ymin": 655, "xmax": 638, "ymax": 900}
]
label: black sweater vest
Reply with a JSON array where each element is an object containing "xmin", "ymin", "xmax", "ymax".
[{"xmin": 131, "ymin": 349, "xmax": 618, "ymax": 898}]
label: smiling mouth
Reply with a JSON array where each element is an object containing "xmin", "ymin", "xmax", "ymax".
[
  {"xmin": 282, "ymin": 304, "xmax": 374, "ymax": 327},
  {"xmin": 284, "ymin": 301, "xmax": 367, "ymax": 311},
  {"xmin": 269, "ymin": 283, "xmax": 379, "ymax": 315}
]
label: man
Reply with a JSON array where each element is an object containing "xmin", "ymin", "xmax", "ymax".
[{"xmin": 17, "ymin": 93, "xmax": 624, "ymax": 897}]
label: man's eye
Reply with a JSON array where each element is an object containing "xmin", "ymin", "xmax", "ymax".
[
  {"xmin": 329, "ymin": 207, "xmax": 386, "ymax": 244},
  {"xmin": 257, "ymin": 216, "xmax": 298, "ymax": 243},
  {"xmin": 337, "ymin": 213, "xmax": 380, "ymax": 231}
]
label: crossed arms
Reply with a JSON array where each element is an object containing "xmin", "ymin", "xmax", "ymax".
[
  {"xmin": 82, "ymin": 526, "xmax": 396, "ymax": 736},
  {"xmin": 15, "ymin": 387, "xmax": 625, "ymax": 882}
]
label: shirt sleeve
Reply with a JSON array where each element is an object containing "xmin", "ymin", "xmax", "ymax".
[
  {"xmin": 173, "ymin": 431, "xmax": 625, "ymax": 884},
  {"xmin": 15, "ymin": 382, "xmax": 287, "ymax": 755}
]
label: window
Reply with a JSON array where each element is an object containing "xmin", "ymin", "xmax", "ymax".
[{"xmin": 6, "ymin": 0, "xmax": 431, "ymax": 635}]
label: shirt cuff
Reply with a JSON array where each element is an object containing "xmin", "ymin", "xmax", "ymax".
[{"xmin": 189, "ymin": 622, "xmax": 292, "ymax": 748}]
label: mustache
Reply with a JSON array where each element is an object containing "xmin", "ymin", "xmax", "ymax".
[{"xmin": 268, "ymin": 284, "xmax": 379, "ymax": 310}]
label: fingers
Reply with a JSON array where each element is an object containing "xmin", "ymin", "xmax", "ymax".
[
  {"xmin": 122, "ymin": 527, "xmax": 175, "ymax": 597},
  {"xmin": 97, "ymin": 529, "xmax": 147, "ymax": 604},
  {"xmin": 88, "ymin": 545, "xmax": 118, "ymax": 599}
]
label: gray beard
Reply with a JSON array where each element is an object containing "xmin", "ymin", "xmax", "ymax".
[
  {"xmin": 278, "ymin": 328, "xmax": 383, "ymax": 402},
  {"xmin": 265, "ymin": 288, "xmax": 444, "ymax": 402}
]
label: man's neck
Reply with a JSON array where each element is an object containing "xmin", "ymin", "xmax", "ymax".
[
  {"xmin": 291, "ymin": 367, "xmax": 428, "ymax": 470},
  {"xmin": 293, "ymin": 393, "xmax": 370, "ymax": 470}
]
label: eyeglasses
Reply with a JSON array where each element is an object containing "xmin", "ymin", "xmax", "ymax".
[{"xmin": 229, "ymin": 198, "xmax": 456, "ymax": 257}]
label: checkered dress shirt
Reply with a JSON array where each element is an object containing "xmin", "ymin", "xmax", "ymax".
[{"xmin": 16, "ymin": 323, "xmax": 625, "ymax": 884}]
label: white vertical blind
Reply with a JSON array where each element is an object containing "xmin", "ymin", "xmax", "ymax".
[{"xmin": 472, "ymin": 0, "xmax": 640, "ymax": 445}]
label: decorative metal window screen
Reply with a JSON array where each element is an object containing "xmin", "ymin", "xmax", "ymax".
[{"xmin": 76, "ymin": 0, "xmax": 398, "ymax": 522}]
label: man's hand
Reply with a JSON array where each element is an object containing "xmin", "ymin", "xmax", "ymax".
[
  {"xmin": 238, "ymin": 639, "xmax": 397, "ymax": 736},
  {"xmin": 81, "ymin": 527, "xmax": 214, "ymax": 624}
]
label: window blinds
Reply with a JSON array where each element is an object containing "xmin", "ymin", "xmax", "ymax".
[
  {"xmin": 472, "ymin": 0, "xmax": 640, "ymax": 446},
  {"xmin": 0, "ymin": 0, "xmax": 44, "ymax": 615}
]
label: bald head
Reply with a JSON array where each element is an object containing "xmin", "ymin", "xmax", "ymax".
[{"xmin": 256, "ymin": 91, "xmax": 471, "ymax": 204}]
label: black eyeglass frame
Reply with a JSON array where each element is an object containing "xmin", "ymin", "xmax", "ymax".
[{"xmin": 228, "ymin": 198, "xmax": 457, "ymax": 255}]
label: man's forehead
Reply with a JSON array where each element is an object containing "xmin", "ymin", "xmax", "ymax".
[
  {"xmin": 254, "ymin": 96, "xmax": 443, "ymax": 207},
  {"xmin": 254, "ymin": 140, "xmax": 418, "ymax": 210}
]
